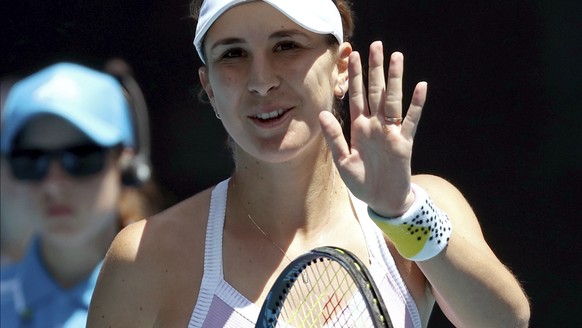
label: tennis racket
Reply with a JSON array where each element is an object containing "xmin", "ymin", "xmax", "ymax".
[{"xmin": 255, "ymin": 246, "xmax": 393, "ymax": 328}]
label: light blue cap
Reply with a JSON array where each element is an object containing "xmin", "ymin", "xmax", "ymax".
[{"xmin": 1, "ymin": 62, "xmax": 134, "ymax": 153}]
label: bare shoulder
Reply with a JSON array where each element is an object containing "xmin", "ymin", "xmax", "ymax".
[{"xmin": 88, "ymin": 187, "xmax": 215, "ymax": 327}]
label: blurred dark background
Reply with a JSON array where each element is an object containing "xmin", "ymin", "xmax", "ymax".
[{"xmin": 2, "ymin": 0, "xmax": 580, "ymax": 326}]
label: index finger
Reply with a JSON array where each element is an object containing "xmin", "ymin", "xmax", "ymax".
[{"xmin": 348, "ymin": 51, "xmax": 368, "ymax": 120}]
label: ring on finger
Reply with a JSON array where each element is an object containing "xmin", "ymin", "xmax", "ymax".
[{"xmin": 384, "ymin": 116, "xmax": 403, "ymax": 125}]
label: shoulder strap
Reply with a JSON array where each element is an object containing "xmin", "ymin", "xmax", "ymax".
[{"xmin": 189, "ymin": 178, "xmax": 230, "ymax": 326}]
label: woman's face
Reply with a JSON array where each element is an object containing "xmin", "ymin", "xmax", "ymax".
[
  {"xmin": 10, "ymin": 116, "xmax": 123, "ymax": 245},
  {"xmin": 199, "ymin": 1, "xmax": 347, "ymax": 163}
]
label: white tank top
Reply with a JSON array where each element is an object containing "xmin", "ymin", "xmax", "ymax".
[{"xmin": 189, "ymin": 179, "xmax": 423, "ymax": 327}]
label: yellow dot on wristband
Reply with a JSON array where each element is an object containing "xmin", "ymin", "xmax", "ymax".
[
  {"xmin": 373, "ymin": 218, "xmax": 429, "ymax": 259},
  {"xmin": 368, "ymin": 184, "xmax": 452, "ymax": 261}
]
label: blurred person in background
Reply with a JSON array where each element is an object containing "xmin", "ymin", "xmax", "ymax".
[
  {"xmin": 0, "ymin": 61, "xmax": 165, "ymax": 327},
  {"xmin": 1, "ymin": 77, "xmax": 35, "ymax": 266},
  {"xmin": 1, "ymin": 153, "xmax": 36, "ymax": 267}
]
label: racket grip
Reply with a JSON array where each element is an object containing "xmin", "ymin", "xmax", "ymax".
[{"xmin": 368, "ymin": 184, "xmax": 452, "ymax": 261}]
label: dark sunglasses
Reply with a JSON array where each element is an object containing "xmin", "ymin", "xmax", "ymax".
[{"xmin": 7, "ymin": 144, "xmax": 110, "ymax": 181}]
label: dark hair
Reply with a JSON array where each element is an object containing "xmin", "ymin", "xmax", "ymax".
[
  {"xmin": 118, "ymin": 180, "xmax": 167, "ymax": 228},
  {"xmin": 101, "ymin": 58, "xmax": 170, "ymax": 228}
]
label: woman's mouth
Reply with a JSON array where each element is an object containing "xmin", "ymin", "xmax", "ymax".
[
  {"xmin": 252, "ymin": 108, "xmax": 288, "ymax": 121},
  {"xmin": 47, "ymin": 205, "xmax": 74, "ymax": 217}
]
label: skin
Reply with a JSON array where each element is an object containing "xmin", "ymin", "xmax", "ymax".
[
  {"xmin": 10, "ymin": 116, "xmax": 124, "ymax": 288},
  {"xmin": 0, "ymin": 157, "xmax": 35, "ymax": 265},
  {"xmin": 88, "ymin": 2, "xmax": 530, "ymax": 327},
  {"xmin": 0, "ymin": 78, "xmax": 35, "ymax": 265}
]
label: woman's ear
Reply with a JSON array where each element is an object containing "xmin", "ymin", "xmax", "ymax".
[
  {"xmin": 335, "ymin": 42, "xmax": 352, "ymax": 98},
  {"xmin": 198, "ymin": 66, "xmax": 215, "ymax": 106}
]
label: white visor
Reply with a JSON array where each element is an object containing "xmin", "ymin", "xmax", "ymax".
[{"xmin": 193, "ymin": 0, "xmax": 343, "ymax": 63}]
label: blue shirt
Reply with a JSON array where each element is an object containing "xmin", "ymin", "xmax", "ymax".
[{"xmin": 0, "ymin": 238, "xmax": 102, "ymax": 328}]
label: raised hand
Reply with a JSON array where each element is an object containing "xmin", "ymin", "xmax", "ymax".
[{"xmin": 320, "ymin": 41, "xmax": 427, "ymax": 217}]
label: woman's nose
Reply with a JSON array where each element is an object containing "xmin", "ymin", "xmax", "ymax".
[
  {"xmin": 247, "ymin": 54, "xmax": 280, "ymax": 96},
  {"xmin": 40, "ymin": 160, "xmax": 70, "ymax": 196}
]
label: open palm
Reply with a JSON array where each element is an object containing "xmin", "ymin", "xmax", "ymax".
[{"xmin": 320, "ymin": 41, "xmax": 427, "ymax": 216}]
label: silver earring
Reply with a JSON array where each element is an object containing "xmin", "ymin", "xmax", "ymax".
[{"xmin": 214, "ymin": 110, "xmax": 221, "ymax": 119}]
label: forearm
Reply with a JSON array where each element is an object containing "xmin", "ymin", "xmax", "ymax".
[
  {"xmin": 418, "ymin": 233, "xmax": 530, "ymax": 327},
  {"xmin": 373, "ymin": 175, "xmax": 530, "ymax": 326}
]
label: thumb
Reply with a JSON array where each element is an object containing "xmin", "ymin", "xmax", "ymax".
[{"xmin": 319, "ymin": 111, "xmax": 350, "ymax": 163}]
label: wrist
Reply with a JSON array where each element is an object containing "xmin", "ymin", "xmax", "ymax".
[
  {"xmin": 368, "ymin": 184, "xmax": 452, "ymax": 261},
  {"xmin": 368, "ymin": 188, "xmax": 416, "ymax": 218}
]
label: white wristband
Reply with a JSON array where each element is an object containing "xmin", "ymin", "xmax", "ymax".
[{"xmin": 368, "ymin": 184, "xmax": 452, "ymax": 261}]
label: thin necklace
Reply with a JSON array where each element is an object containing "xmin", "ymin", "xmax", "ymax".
[
  {"xmin": 246, "ymin": 213, "xmax": 294, "ymax": 264},
  {"xmin": 231, "ymin": 179, "xmax": 296, "ymax": 263},
  {"xmin": 233, "ymin": 169, "xmax": 336, "ymax": 284},
  {"xmin": 246, "ymin": 212, "xmax": 309, "ymax": 284}
]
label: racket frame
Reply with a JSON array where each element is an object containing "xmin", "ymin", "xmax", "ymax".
[{"xmin": 255, "ymin": 246, "xmax": 393, "ymax": 328}]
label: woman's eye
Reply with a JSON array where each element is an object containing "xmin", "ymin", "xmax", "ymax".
[
  {"xmin": 275, "ymin": 42, "xmax": 299, "ymax": 52},
  {"xmin": 222, "ymin": 48, "xmax": 244, "ymax": 59}
]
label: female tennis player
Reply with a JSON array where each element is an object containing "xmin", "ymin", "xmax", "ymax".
[{"xmin": 88, "ymin": 0, "xmax": 530, "ymax": 327}]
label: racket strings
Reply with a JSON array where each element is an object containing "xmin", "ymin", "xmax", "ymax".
[
  {"xmin": 278, "ymin": 258, "xmax": 374, "ymax": 327},
  {"xmin": 300, "ymin": 260, "xmax": 350, "ymax": 327}
]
